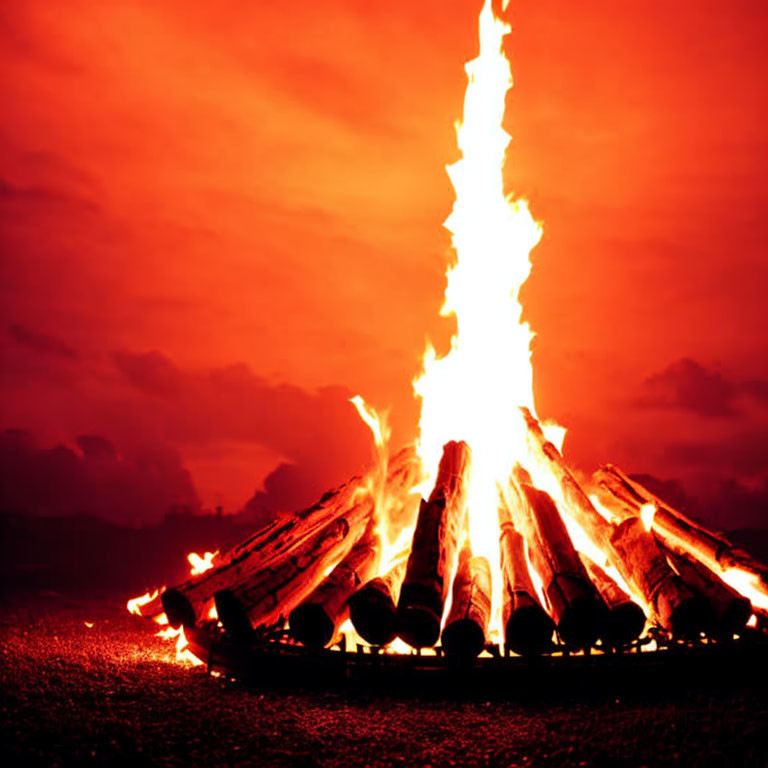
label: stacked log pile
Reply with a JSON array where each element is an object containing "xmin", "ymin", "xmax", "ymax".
[{"xmin": 131, "ymin": 423, "xmax": 768, "ymax": 661}]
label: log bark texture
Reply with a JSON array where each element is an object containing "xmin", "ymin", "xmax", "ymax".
[
  {"xmin": 441, "ymin": 547, "xmax": 492, "ymax": 660},
  {"xmin": 161, "ymin": 446, "xmax": 419, "ymax": 627},
  {"xmin": 498, "ymin": 503, "xmax": 554, "ymax": 656},
  {"xmin": 510, "ymin": 466, "xmax": 607, "ymax": 648},
  {"xmin": 214, "ymin": 513, "xmax": 365, "ymax": 637},
  {"xmin": 520, "ymin": 408, "xmax": 708, "ymax": 638},
  {"xmin": 288, "ymin": 529, "xmax": 380, "ymax": 648},
  {"xmin": 581, "ymin": 555, "xmax": 646, "ymax": 646},
  {"xmin": 397, "ymin": 441, "xmax": 471, "ymax": 648},
  {"xmin": 348, "ymin": 560, "xmax": 407, "ymax": 647},
  {"xmin": 593, "ymin": 464, "xmax": 768, "ymax": 595}
]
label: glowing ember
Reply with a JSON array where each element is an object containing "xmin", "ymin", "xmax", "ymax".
[
  {"xmin": 83, "ymin": 621, "xmax": 94, "ymax": 628},
  {"xmin": 640, "ymin": 504, "xmax": 656, "ymax": 532},
  {"xmin": 187, "ymin": 551, "xmax": 218, "ymax": 575}
]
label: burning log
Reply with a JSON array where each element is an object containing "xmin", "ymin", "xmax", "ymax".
[
  {"xmin": 665, "ymin": 550, "xmax": 752, "ymax": 635},
  {"xmin": 441, "ymin": 547, "xmax": 492, "ymax": 660},
  {"xmin": 348, "ymin": 559, "xmax": 407, "ymax": 647},
  {"xmin": 498, "ymin": 507, "xmax": 554, "ymax": 656},
  {"xmin": 593, "ymin": 464, "xmax": 768, "ymax": 598},
  {"xmin": 510, "ymin": 466, "xmax": 606, "ymax": 648},
  {"xmin": 580, "ymin": 555, "xmax": 646, "ymax": 646},
  {"xmin": 609, "ymin": 517, "xmax": 708, "ymax": 637},
  {"xmin": 215, "ymin": 511, "xmax": 367, "ymax": 637},
  {"xmin": 289, "ymin": 528, "xmax": 380, "ymax": 648},
  {"xmin": 520, "ymin": 408, "xmax": 709, "ymax": 638},
  {"xmin": 161, "ymin": 447, "xmax": 419, "ymax": 627},
  {"xmin": 397, "ymin": 440, "xmax": 471, "ymax": 648}
]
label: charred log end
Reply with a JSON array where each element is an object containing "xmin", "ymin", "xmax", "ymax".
[
  {"xmin": 601, "ymin": 602, "xmax": 646, "ymax": 647},
  {"xmin": 397, "ymin": 604, "xmax": 441, "ymax": 649},
  {"xmin": 214, "ymin": 589, "xmax": 254, "ymax": 638},
  {"xmin": 161, "ymin": 588, "xmax": 197, "ymax": 629},
  {"xmin": 288, "ymin": 604, "xmax": 334, "ymax": 649},
  {"xmin": 556, "ymin": 597, "xmax": 606, "ymax": 649},
  {"xmin": 348, "ymin": 588, "xmax": 398, "ymax": 647},
  {"xmin": 504, "ymin": 604, "xmax": 555, "ymax": 656},
  {"xmin": 441, "ymin": 619, "xmax": 485, "ymax": 660},
  {"xmin": 667, "ymin": 594, "xmax": 711, "ymax": 639},
  {"xmin": 397, "ymin": 583, "xmax": 443, "ymax": 648},
  {"xmin": 714, "ymin": 596, "xmax": 753, "ymax": 636},
  {"xmin": 397, "ymin": 582, "xmax": 442, "ymax": 647}
]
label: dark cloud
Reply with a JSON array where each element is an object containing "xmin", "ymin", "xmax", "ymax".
[
  {"xmin": 0, "ymin": 177, "xmax": 98, "ymax": 213},
  {"xmin": 0, "ymin": 429, "xmax": 199, "ymax": 524},
  {"xmin": 112, "ymin": 349, "xmax": 183, "ymax": 398},
  {"xmin": 742, "ymin": 378, "xmax": 768, "ymax": 404},
  {"xmin": 8, "ymin": 323, "xmax": 79, "ymax": 360},
  {"xmin": 108, "ymin": 350, "xmax": 373, "ymax": 513},
  {"xmin": 242, "ymin": 461, "xmax": 346, "ymax": 524},
  {"xmin": 631, "ymin": 469, "xmax": 768, "ymax": 532},
  {"xmin": 636, "ymin": 358, "xmax": 737, "ymax": 418},
  {"xmin": 662, "ymin": 430, "xmax": 768, "ymax": 477}
]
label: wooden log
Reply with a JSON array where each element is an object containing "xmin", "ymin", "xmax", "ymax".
[
  {"xmin": 348, "ymin": 560, "xmax": 407, "ymax": 647},
  {"xmin": 580, "ymin": 555, "xmax": 646, "ymax": 646},
  {"xmin": 441, "ymin": 547, "xmax": 492, "ymax": 660},
  {"xmin": 665, "ymin": 550, "xmax": 752, "ymax": 635},
  {"xmin": 593, "ymin": 464, "xmax": 768, "ymax": 597},
  {"xmin": 498, "ymin": 504, "xmax": 554, "ymax": 656},
  {"xmin": 214, "ymin": 511, "xmax": 366, "ymax": 637},
  {"xmin": 510, "ymin": 466, "xmax": 607, "ymax": 649},
  {"xmin": 161, "ymin": 446, "xmax": 419, "ymax": 627},
  {"xmin": 520, "ymin": 408, "xmax": 709, "ymax": 638},
  {"xmin": 397, "ymin": 441, "xmax": 471, "ymax": 648},
  {"xmin": 609, "ymin": 517, "xmax": 708, "ymax": 637},
  {"xmin": 288, "ymin": 528, "xmax": 380, "ymax": 648}
]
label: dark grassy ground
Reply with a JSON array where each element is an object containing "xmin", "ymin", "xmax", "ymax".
[{"xmin": 1, "ymin": 594, "xmax": 767, "ymax": 768}]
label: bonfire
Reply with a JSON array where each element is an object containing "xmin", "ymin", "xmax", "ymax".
[{"xmin": 128, "ymin": 0, "xmax": 768, "ymax": 667}]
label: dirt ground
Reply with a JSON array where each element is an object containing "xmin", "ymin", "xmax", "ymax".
[{"xmin": 1, "ymin": 594, "xmax": 767, "ymax": 768}]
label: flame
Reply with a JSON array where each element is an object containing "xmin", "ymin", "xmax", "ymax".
[
  {"xmin": 719, "ymin": 568, "xmax": 768, "ymax": 613},
  {"xmin": 156, "ymin": 625, "xmax": 204, "ymax": 666},
  {"xmin": 640, "ymin": 504, "xmax": 656, "ymax": 532},
  {"xmin": 187, "ymin": 550, "xmax": 218, "ymax": 575},
  {"xmin": 412, "ymin": 0, "xmax": 548, "ymax": 638},
  {"xmin": 747, "ymin": 614, "xmax": 758, "ymax": 628},
  {"xmin": 126, "ymin": 588, "xmax": 160, "ymax": 616}
]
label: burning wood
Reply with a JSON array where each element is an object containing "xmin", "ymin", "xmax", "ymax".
[
  {"xmin": 348, "ymin": 560, "xmax": 407, "ymax": 647},
  {"xmin": 160, "ymin": 447, "xmax": 419, "ymax": 628},
  {"xmin": 289, "ymin": 527, "xmax": 380, "ymax": 648},
  {"xmin": 521, "ymin": 408, "xmax": 709, "ymax": 638},
  {"xmin": 498, "ymin": 505, "xmax": 554, "ymax": 655},
  {"xmin": 509, "ymin": 466, "xmax": 606, "ymax": 648},
  {"xmin": 441, "ymin": 547, "xmax": 492, "ymax": 660},
  {"xmin": 397, "ymin": 440, "xmax": 471, "ymax": 648},
  {"xmin": 665, "ymin": 550, "xmax": 752, "ymax": 635},
  {"xmin": 580, "ymin": 555, "xmax": 646, "ymax": 647},
  {"xmin": 215, "ymin": 511, "xmax": 367, "ymax": 637},
  {"xmin": 593, "ymin": 464, "xmax": 768, "ymax": 613}
]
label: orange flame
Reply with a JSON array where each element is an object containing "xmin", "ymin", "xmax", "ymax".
[
  {"xmin": 156, "ymin": 625, "xmax": 204, "ymax": 666},
  {"xmin": 126, "ymin": 588, "xmax": 160, "ymax": 616},
  {"xmin": 411, "ymin": 0, "xmax": 554, "ymax": 638}
]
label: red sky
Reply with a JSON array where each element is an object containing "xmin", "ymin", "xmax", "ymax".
[{"xmin": 2, "ymin": 0, "xmax": 767, "ymax": 527}]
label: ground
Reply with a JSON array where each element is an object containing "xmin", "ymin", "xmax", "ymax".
[{"xmin": 1, "ymin": 595, "xmax": 767, "ymax": 768}]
